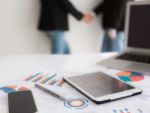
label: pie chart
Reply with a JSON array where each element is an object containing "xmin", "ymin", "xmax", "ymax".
[
  {"xmin": 116, "ymin": 71, "xmax": 144, "ymax": 82},
  {"xmin": 64, "ymin": 98, "xmax": 88, "ymax": 109},
  {"xmin": 0, "ymin": 85, "xmax": 29, "ymax": 93}
]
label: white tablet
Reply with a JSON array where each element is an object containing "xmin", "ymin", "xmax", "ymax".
[{"xmin": 64, "ymin": 71, "xmax": 142, "ymax": 104}]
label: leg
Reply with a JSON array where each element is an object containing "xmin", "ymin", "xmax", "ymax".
[
  {"xmin": 101, "ymin": 31, "xmax": 111, "ymax": 52},
  {"xmin": 111, "ymin": 31, "xmax": 125, "ymax": 52},
  {"xmin": 64, "ymin": 41, "xmax": 70, "ymax": 54},
  {"xmin": 47, "ymin": 31, "xmax": 70, "ymax": 54}
]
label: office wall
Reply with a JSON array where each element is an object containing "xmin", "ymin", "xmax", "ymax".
[
  {"xmin": 0, "ymin": 0, "xmax": 103, "ymax": 55},
  {"xmin": 67, "ymin": 0, "xmax": 103, "ymax": 54}
]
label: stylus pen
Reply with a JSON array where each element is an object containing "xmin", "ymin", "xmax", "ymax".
[{"xmin": 35, "ymin": 83, "xmax": 67, "ymax": 101}]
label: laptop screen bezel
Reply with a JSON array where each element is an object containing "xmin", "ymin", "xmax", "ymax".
[{"xmin": 125, "ymin": 1, "xmax": 150, "ymax": 55}]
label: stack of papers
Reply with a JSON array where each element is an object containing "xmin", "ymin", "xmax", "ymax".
[{"xmin": 0, "ymin": 70, "xmax": 150, "ymax": 113}]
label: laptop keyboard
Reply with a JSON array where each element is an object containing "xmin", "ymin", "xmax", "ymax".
[{"xmin": 117, "ymin": 53, "xmax": 150, "ymax": 64}]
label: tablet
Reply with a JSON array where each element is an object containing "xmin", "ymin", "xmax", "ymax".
[{"xmin": 64, "ymin": 71, "xmax": 142, "ymax": 104}]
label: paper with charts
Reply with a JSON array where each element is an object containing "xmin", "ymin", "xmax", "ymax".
[{"xmin": 0, "ymin": 70, "xmax": 150, "ymax": 113}]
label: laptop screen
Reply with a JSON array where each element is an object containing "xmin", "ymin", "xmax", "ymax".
[{"xmin": 127, "ymin": 4, "xmax": 150, "ymax": 49}]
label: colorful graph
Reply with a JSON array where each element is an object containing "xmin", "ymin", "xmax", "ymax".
[
  {"xmin": 0, "ymin": 85, "xmax": 29, "ymax": 93},
  {"xmin": 113, "ymin": 108, "xmax": 130, "ymax": 113},
  {"xmin": 64, "ymin": 98, "xmax": 88, "ymax": 109},
  {"xmin": 24, "ymin": 72, "xmax": 65, "ymax": 87},
  {"xmin": 113, "ymin": 108, "xmax": 143, "ymax": 113},
  {"xmin": 116, "ymin": 71, "xmax": 144, "ymax": 82}
]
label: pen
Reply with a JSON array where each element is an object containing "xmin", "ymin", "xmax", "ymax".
[{"xmin": 35, "ymin": 83, "xmax": 67, "ymax": 101}]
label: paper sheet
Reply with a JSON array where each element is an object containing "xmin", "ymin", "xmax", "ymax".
[{"xmin": 0, "ymin": 70, "xmax": 150, "ymax": 113}]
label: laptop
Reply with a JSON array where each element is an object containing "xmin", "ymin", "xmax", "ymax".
[{"xmin": 97, "ymin": 1, "xmax": 150, "ymax": 74}]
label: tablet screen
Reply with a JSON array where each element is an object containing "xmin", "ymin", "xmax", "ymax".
[{"xmin": 66, "ymin": 72, "xmax": 134, "ymax": 98}]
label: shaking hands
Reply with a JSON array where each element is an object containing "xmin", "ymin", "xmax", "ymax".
[{"xmin": 82, "ymin": 13, "xmax": 94, "ymax": 24}]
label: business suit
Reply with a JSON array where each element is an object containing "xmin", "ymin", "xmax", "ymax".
[
  {"xmin": 94, "ymin": 0, "xmax": 132, "ymax": 52},
  {"xmin": 38, "ymin": 0, "xmax": 83, "ymax": 31},
  {"xmin": 38, "ymin": 0, "xmax": 84, "ymax": 54}
]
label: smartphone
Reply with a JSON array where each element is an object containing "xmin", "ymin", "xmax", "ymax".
[
  {"xmin": 64, "ymin": 71, "xmax": 142, "ymax": 104},
  {"xmin": 8, "ymin": 90, "xmax": 37, "ymax": 113}
]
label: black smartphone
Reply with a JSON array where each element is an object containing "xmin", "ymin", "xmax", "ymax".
[{"xmin": 8, "ymin": 90, "xmax": 37, "ymax": 113}]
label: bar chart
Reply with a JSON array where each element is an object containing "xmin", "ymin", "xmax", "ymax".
[
  {"xmin": 24, "ymin": 72, "xmax": 65, "ymax": 87},
  {"xmin": 112, "ymin": 108, "xmax": 143, "ymax": 113}
]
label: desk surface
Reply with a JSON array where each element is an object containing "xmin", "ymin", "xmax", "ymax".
[
  {"xmin": 0, "ymin": 53, "xmax": 149, "ymax": 113},
  {"xmin": 0, "ymin": 53, "xmax": 113, "ymax": 81}
]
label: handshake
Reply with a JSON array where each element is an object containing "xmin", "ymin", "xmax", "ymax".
[{"xmin": 82, "ymin": 13, "xmax": 95, "ymax": 24}]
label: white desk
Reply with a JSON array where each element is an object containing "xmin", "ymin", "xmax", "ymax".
[
  {"xmin": 0, "ymin": 53, "xmax": 113, "ymax": 81},
  {"xmin": 0, "ymin": 53, "xmax": 149, "ymax": 113}
]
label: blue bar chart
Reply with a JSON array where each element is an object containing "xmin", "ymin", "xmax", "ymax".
[
  {"xmin": 112, "ymin": 108, "xmax": 143, "ymax": 113},
  {"xmin": 24, "ymin": 72, "xmax": 65, "ymax": 87}
]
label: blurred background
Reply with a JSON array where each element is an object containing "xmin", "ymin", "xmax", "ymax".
[
  {"xmin": 0, "ymin": 0, "xmax": 103, "ymax": 55},
  {"xmin": 0, "ymin": 0, "xmax": 145, "ymax": 55}
]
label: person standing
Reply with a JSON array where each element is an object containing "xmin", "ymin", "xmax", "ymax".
[
  {"xmin": 38, "ymin": 0, "xmax": 92, "ymax": 54},
  {"xmin": 93, "ymin": 0, "xmax": 132, "ymax": 52}
]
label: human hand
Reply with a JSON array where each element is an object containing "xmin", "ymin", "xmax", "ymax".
[
  {"xmin": 107, "ymin": 29, "xmax": 117, "ymax": 40},
  {"xmin": 82, "ymin": 13, "xmax": 93, "ymax": 24}
]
